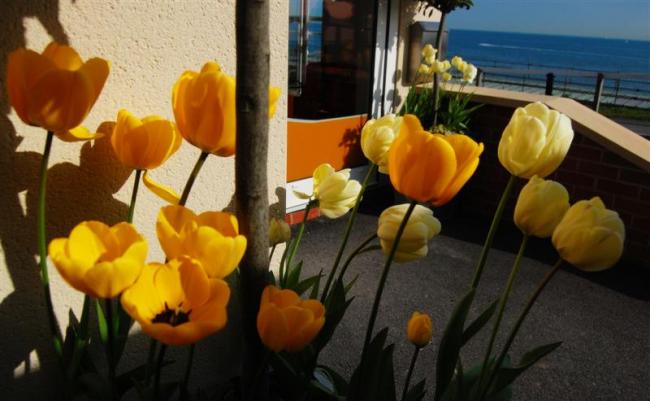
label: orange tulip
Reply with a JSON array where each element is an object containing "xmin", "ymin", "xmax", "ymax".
[
  {"xmin": 256, "ymin": 285, "xmax": 325, "ymax": 352},
  {"xmin": 7, "ymin": 42, "xmax": 109, "ymax": 136},
  {"xmin": 172, "ymin": 62, "xmax": 280, "ymax": 156},
  {"xmin": 121, "ymin": 258, "xmax": 230, "ymax": 345},
  {"xmin": 388, "ymin": 114, "xmax": 483, "ymax": 206}
]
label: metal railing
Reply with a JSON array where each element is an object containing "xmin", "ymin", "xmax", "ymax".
[{"xmin": 471, "ymin": 59, "xmax": 650, "ymax": 111}]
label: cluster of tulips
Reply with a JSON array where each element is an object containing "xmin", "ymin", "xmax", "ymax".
[
  {"xmin": 7, "ymin": 39, "xmax": 625, "ymax": 401},
  {"xmin": 417, "ymin": 44, "xmax": 478, "ymax": 84}
]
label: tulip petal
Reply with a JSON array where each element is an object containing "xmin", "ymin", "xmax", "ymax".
[
  {"xmin": 78, "ymin": 57, "xmax": 110, "ymax": 103},
  {"xmin": 54, "ymin": 125, "xmax": 104, "ymax": 142},
  {"xmin": 42, "ymin": 42, "xmax": 83, "ymax": 70},
  {"xmin": 178, "ymin": 258, "xmax": 211, "ymax": 307},
  {"xmin": 257, "ymin": 305, "xmax": 289, "ymax": 352},
  {"xmin": 157, "ymin": 206, "xmax": 195, "ymax": 257},
  {"xmin": 6, "ymin": 48, "xmax": 55, "ymax": 124},
  {"xmin": 143, "ymin": 171, "xmax": 181, "ymax": 204},
  {"xmin": 49, "ymin": 238, "xmax": 92, "ymax": 295},
  {"xmin": 28, "ymin": 68, "xmax": 94, "ymax": 132}
]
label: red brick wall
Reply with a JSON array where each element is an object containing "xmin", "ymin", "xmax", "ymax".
[{"xmin": 459, "ymin": 104, "xmax": 650, "ymax": 269}]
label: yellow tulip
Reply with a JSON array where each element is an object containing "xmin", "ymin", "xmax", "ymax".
[
  {"xmin": 121, "ymin": 258, "xmax": 230, "ymax": 346},
  {"xmin": 451, "ymin": 56, "xmax": 465, "ymax": 70},
  {"xmin": 552, "ymin": 197, "xmax": 625, "ymax": 271},
  {"xmin": 361, "ymin": 114, "xmax": 402, "ymax": 173},
  {"xmin": 462, "ymin": 64, "xmax": 477, "ymax": 83},
  {"xmin": 498, "ymin": 102, "xmax": 574, "ymax": 178},
  {"xmin": 110, "ymin": 109, "xmax": 182, "ymax": 170},
  {"xmin": 48, "ymin": 221, "xmax": 147, "ymax": 298},
  {"xmin": 514, "ymin": 176, "xmax": 570, "ymax": 238},
  {"xmin": 311, "ymin": 164, "xmax": 362, "ymax": 218},
  {"xmin": 7, "ymin": 41, "xmax": 109, "ymax": 136},
  {"xmin": 156, "ymin": 205, "xmax": 246, "ymax": 278},
  {"xmin": 407, "ymin": 311, "xmax": 433, "ymax": 347},
  {"xmin": 256, "ymin": 285, "xmax": 325, "ymax": 352},
  {"xmin": 269, "ymin": 217, "xmax": 291, "ymax": 246},
  {"xmin": 421, "ymin": 44, "xmax": 437, "ymax": 60},
  {"xmin": 417, "ymin": 64, "xmax": 431, "ymax": 76},
  {"xmin": 442, "ymin": 72, "xmax": 452, "ymax": 82},
  {"xmin": 172, "ymin": 61, "xmax": 280, "ymax": 156},
  {"xmin": 377, "ymin": 204, "xmax": 441, "ymax": 263},
  {"xmin": 388, "ymin": 114, "xmax": 484, "ymax": 206}
]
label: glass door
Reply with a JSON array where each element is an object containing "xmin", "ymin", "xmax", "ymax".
[{"xmin": 287, "ymin": 0, "xmax": 380, "ymax": 212}]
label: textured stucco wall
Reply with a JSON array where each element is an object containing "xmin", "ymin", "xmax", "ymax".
[{"xmin": 0, "ymin": 1, "xmax": 287, "ymax": 399}]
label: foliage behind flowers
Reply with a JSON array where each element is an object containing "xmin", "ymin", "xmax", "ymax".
[{"xmin": 6, "ymin": 38, "xmax": 626, "ymax": 401}]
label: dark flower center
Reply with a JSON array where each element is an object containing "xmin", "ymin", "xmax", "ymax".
[{"xmin": 152, "ymin": 302, "xmax": 192, "ymax": 327}]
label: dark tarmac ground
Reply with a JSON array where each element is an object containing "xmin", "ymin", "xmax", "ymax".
[{"xmin": 294, "ymin": 213, "xmax": 650, "ymax": 401}]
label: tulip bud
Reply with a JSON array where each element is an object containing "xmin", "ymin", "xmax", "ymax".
[
  {"xmin": 361, "ymin": 114, "xmax": 402, "ymax": 173},
  {"xmin": 552, "ymin": 197, "xmax": 625, "ymax": 271},
  {"xmin": 257, "ymin": 285, "xmax": 325, "ymax": 352},
  {"xmin": 377, "ymin": 204, "xmax": 441, "ymax": 263},
  {"xmin": 407, "ymin": 311, "xmax": 433, "ymax": 347},
  {"xmin": 312, "ymin": 164, "xmax": 362, "ymax": 219},
  {"xmin": 514, "ymin": 176, "xmax": 570, "ymax": 238},
  {"xmin": 498, "ymin": 102, "xmax": 574, "ymax": 178},
  {"xmin": 269, "ymin": 217, "xmax": 291, "ymax": 246}
]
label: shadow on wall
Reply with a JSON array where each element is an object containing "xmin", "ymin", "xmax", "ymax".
[{"xmin": 0, "ymin": 1, "xmax": 131, "ymax": 398}]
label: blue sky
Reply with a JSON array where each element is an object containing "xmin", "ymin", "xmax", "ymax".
[{"xmin": 447, "ymin": 0, "xmax": 650, "ymax": 41}]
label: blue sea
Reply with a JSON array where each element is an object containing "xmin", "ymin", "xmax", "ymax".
[{"xmin": 447, "ymin": 29, "xmax": 650, "ymax": 73}]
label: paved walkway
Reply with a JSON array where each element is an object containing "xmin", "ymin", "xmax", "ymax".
[{"xmin": 295, "ymin": 214, "xmax": 650, "ymax": 401}]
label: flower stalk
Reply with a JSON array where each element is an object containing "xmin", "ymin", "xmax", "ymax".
[
  {"xmin": 105, "ymin": 299, "xmax": 116, "ymax": 400},
  {"xmin": 179, "ymin": 151, "xmax": 209, "ymax": 206},
  {"xmin": 470, "ymin": 174, "xmax": 516, "ymax": 289},
  {"xmin": 476, "ymin": 234, "xmax": 529, "ymax": 396},
  {"xmin": 38, "ymin": 131, "xmax": 63, "ymax": 356},
  {"xmin": 285, "ymin": 198, "xmax": 314, "ymax": 276},
  {"xmin": 362, "ymin": 201, "xmax": 417, "ymax": 353},
  {"xmin": 480, "ymin": 259, "xmax": 564, "ymax": 400},
  {"xmin": 401, "ymin": 346, "xmax": 421, "ymax": 401},
  {"xmin": 336, "ymin": 233, "xmax": 378, "ymax": 285},
  {"xmin": 321, "ymin": 163, "xmax": 376, "ymax": 301},
  {"xmin": 127, "ymin": 169, "xmax": 143, "ymax": 223}
]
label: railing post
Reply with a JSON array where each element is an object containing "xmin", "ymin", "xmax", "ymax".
[
  {"xmin": 476, "ymin": 68, "xmax": 484, "ymax": 87},
  {"xmin": 593, "ymin": 72, "xmax": 605, "ymax": 111},
  {"xmin": 545, "ymin": 73, "xmax": 555, "ymax": 95}
]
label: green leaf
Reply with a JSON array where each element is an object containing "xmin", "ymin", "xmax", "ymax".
[
  {"xmin": 310, "ymin": 269, "xmax": 323, "ymax": 299},
  {"xmin": 314, "ymin": 279, "xmax": 352, "ymax": 352},
  {"xmin": 403, "ymin": 379, "xmax": 426, "ymax": 401},
  {"xmin": 115, "ymin": 360, "xmax": 174, "ymax": 396},
  {"xmin": 489, "ymin": 342, "xmax": 562, "ymax": 396},
  {"xmin": 461, "ymin": 299, "xmax": 498, "ymax": 346},
  {"xmin": 114, "ymin": 299, "xmax": 134, "ymax": 362},
  {"xmin": 286, "ymin": 260, "xmax": 304, "ymax": 289},
  {"xmin": 317, "ymin": 365, "xmax": 349, "ymax": 394},
  {"xmin": 434, "ymin": 289, "xmax": 476, "ymax": 401},
  {"xmin": 343, "ymin": 274, "xmax": 359, "ymax": 295},
  {"xmin": 294, "ymin": 273, "xmax": 322, "ymax": 296},
  {"xmin": 95, "ymin": 299, "xmax": 108, "ymax": 344}
]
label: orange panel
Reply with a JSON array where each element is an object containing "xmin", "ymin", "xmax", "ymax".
[{"xmin": 287, "ymin": 114, "xmax": 368, "ymax": 182}]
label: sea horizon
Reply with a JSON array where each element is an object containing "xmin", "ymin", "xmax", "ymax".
[{"xmin": 449, "ymin": 28, "xmax": 650, "ymax": 44}]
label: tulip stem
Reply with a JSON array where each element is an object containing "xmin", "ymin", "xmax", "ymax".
[
  {"xmin": 37, "ymin": 131, "xmax": 63, "ymax": 358},
  {"xmin": 153, "ymin": 344, "xmax": 167, "ymax": 401},
  {"xmin": 178, "ymin": 344, "xmax": 195, "ymax": 401},
  {"xmin": 179, "ymin": 151, "xmax": 209, "ymax": 206},
  {"xmin": 104, "ymin": 299, "xmax": 116, "ymax": 400},
  {"xmin": 359, "ymin": 200, "xmax": 417, "ymax": 389},
  {"xmin": 470, "ymin": 174, "xmax": 516, "ymax": 290},
  {"xmin": 269, "ymin": 244, "xmax": 277, "ymax": 263},
  {"xmin": 321, "ymin": 163, "xmax": 376, "ymax": 302},
  {"xmin": 476, "ymin": 234, "xmax": 529, "ymax": 399},
  {"xmin": 285, "ymin": 199, "xmax": 314, "ymax": 281},
  {"xmin": 335, "ymin": 233, "xmax": 378, "ymax": 285},
  {"xmin": 479, "ymin": 259, "xmax": 563, "ymax": 401},
  {"xmin": 401, "ymin": 346, "xmax": 421, "ymax": 401},
  {"xmin": 127, "ymin": 169, "xmax": 142, "ymax": 223}
]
